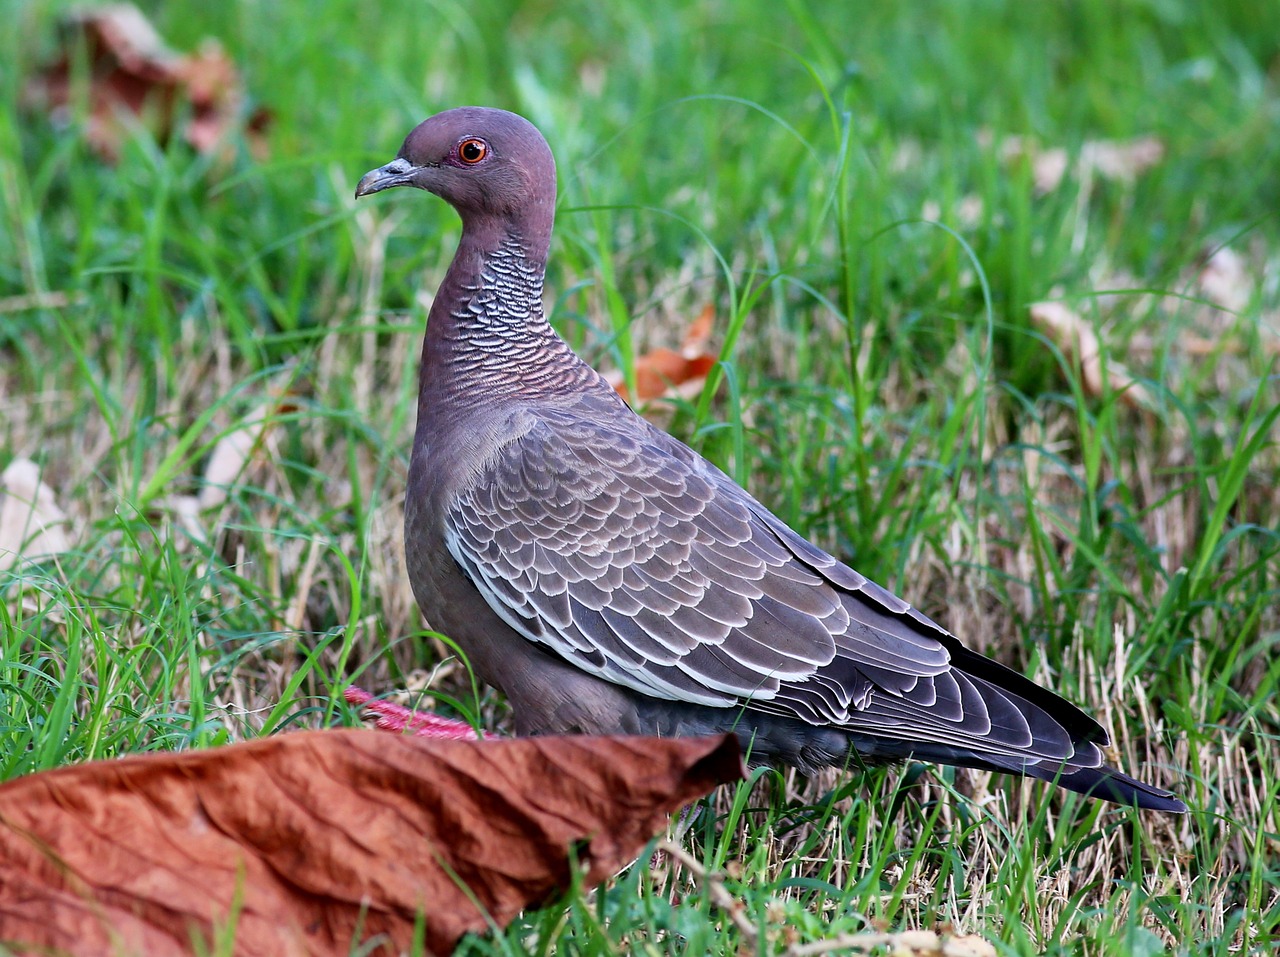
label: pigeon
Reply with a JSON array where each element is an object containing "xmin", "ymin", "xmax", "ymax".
[{"xmin": 355, "ymin": 106, "xmax": 1185, "ymax": 812}]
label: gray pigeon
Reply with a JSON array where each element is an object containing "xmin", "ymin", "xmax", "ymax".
[{"xmin": 355, "ymin": 107, "xmax": 1185, "ymax": 812}]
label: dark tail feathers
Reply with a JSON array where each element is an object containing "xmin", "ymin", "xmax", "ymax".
[{"xmin": 1027, "ymin": 762, "xmax": 1188, "ymax": 813}]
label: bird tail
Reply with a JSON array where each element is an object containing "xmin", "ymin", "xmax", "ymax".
[
  {"xmin": 942, "ymin": 648, "xmax": 1188, "ymax": 812},
  {"xmin": 847, "ymin": 738, "xmax": 1188, "ymax": 812},
  {"xmin": 1024, "ymin": 761, "xmax": 1187, "ymax": 812}
]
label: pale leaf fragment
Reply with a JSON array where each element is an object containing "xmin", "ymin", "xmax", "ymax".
[
  {"xmin": 0, "ymin": 459, "xmax": 71, "ymax": 572},
  {"xmin": 1196, "ymin": 246, "xmax": 1252, "ymax": 315},
  {"xmin": 199, "ymin": 411, "xmax": 268, "ymax": 511},
  {"xmin": 153, "ymin": 396, "xmax": 290, "ymax": 543},
  {"xmin": 780, "ymin": 927, "xmax": 997, "ymax": 956},
  {"xmin": 921, "ymin": 195, "xmax": 984, "ymax": 229},
  {"xmin": 942, "ymin": 934, "xmax": 1000, "ymax": 957},
  {"xmin": 1031, "ymin": 147, "xmax": 1070, "ymax": 194},
  {"xmin": 1080, "ymin": 136, "xmax": 1165, "ymax": 182},
  {"xmin": 999, "ymin": 135, "xmax": 1164, "ymax": 194},
  {"xmin": 1030, "ymin": 301, "xmax": 1151, "ymax": 408}
]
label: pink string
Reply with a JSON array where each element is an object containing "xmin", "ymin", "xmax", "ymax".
[{"xmin": 344, "ymin": 686, "xmax": 485, "ymax": 740}]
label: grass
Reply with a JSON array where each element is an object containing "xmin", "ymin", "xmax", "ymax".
[{"xmin": 2, "ymin": 0, "xmax": 1279, "ymax": 952}]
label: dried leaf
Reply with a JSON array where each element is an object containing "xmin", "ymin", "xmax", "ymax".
[
  {"xmin": 680, "ymin": 302, "xmax": 715, "ymax": 356},
  {"xmin": 942, "ymin": 934, "xmax": 1000, "ymax": 957},
  {"xmin": 921, "ymin": 195, "xmax": 984, "ymax": 229},
  {"xmin": 763, "ymin": 927, "xmax": 997, "ymax": 956},
  {"xmin": 1030, "ymin": 301, "xmax": 1151, "ymax": 408},
  {"xmin": 1080, "ymin": 136, "xmax": 1165, "ymax": 182},
  {"xmin": 1197, "ymin": 246, "xmax": 1252, "ymax": 315},
  {"xmin": 198, "ymin": 399, "xmax": 291, "ymax": 511},
  {"xmin": 1028, "ymin": 146, "xmax": 1070, "ymax": 194},
  {"xmin": 153, "ymin": 394, "xmax": 295, "ymax": 543},
  {"xmin": 0, "ymin": 291, "xmax": 86, "ymax": 315},
  {"xmin": 0, "ymin": 459, "xmax": 70, "ymax": 572},
  {"xmin": 1103, "ymin": 255, "xmax": 1280, "ymax": 363},
  {"xmin": 154, "ymin": 491, "xmax": 205, "ymax": 541},
  {"xmin": 23, "ymin": 3, "xmax": 270, "ymax": 162},
  {"xmin": 607, "ymin": 305, "xmax": 718, "ymax": 403},
  {"xmin": 998, "ymin": 135, "xmax": 1163, "ymax": 194},
  {"xmin": 0, "ymin": 729, "xmax": 743, "ymax": 956}
]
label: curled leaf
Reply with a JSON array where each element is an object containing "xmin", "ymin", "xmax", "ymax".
[{"xmin": 0, "ymin": 729, "xmax": 743, "ymax": 955}]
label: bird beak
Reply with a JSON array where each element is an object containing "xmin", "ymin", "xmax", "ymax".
[{"xmin": 355, "ymin": 157, "xmax": 417, "ymax": 198}]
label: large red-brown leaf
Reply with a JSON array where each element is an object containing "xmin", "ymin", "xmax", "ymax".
[{"xmin": 0, "ymin": 729, "xmax": 743, "ymax": 955}]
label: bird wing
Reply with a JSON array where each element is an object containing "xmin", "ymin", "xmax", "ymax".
[{"xmin": 445, "ymin": 402, "xmax": 1097, "ymax": 765}]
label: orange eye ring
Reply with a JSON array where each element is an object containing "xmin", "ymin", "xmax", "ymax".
[{"xmin": 458, "ymin": 138, "xmax": 488, "ymax": 164}]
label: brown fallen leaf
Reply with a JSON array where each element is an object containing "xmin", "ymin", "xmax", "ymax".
[
  {"xmin": 0, "ymin": 729, "xmax": 743, "ymax": 956},
  {"xmin": 23, "ymin": 3, "xmax": 270, "ymax": 162},
  {"xmin": 679, "ymin": 301, "xmax": 715, "ymax": 355},
  {"xmin": 606, "ymin": 304, "xmax": 718, "ymax": 403},
  {"xmin": 1029, "ymin": 301, "xmax": 1152, "ymax": 408},
  {"xmin": 0, "ymin": 459, "xmax": 71, "ymax": 572}
]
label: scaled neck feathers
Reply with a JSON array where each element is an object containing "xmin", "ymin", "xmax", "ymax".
[{"xmin": 421, "ymin": 231, "xmax": 601, "ymax": 411}]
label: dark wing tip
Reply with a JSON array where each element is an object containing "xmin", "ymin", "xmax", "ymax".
[{"xmin": 1032, "ymin": 763, "xmax": 1188, "ymax": 813}]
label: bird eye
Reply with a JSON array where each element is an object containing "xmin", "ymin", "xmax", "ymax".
[{"xmin": 458, "ymin": 138, "xmax": 488, "ymax": 164}]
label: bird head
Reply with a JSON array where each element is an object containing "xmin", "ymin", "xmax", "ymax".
[{"xmin": 355, "ymin": 107, "xmax": 556, "ymax": 229}]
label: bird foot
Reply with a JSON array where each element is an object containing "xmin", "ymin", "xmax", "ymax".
[{"xmin": 344, "ymin": 685, "xmax": 485, "ymax": 740}]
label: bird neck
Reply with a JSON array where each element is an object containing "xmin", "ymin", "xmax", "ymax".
[{"xmin": 418, "ymin": 226, "xmax": 597, "ymax": 414}]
